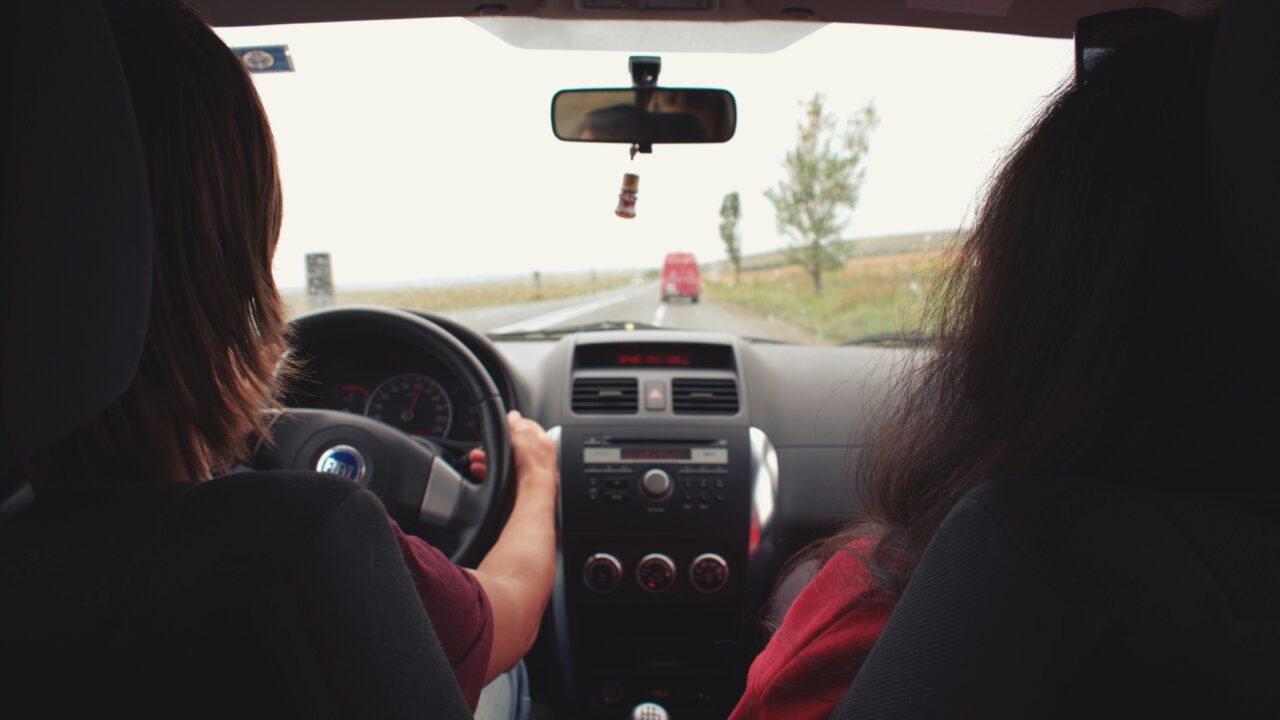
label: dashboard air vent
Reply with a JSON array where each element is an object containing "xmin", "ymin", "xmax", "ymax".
[
  {"xmin": 672, "ymin": 378, "xmax": 739, "ymax": 415},
  {"xmin": 572, "ymin": 378, "xmax": 638, "ymax": 414}
]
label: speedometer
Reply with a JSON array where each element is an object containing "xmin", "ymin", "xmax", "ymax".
[{"xmin": 365, "ymin": 373, "xmax": 453, "ymax": 438}]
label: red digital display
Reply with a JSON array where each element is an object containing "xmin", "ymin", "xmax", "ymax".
[
  {"xmin": 575, "ymin": 343, "xmax": 733, "ymax": 370},
  {"xmin": 620, "ymin": 448, "xmax": 691, "ymax": 461},
  {"xmin": 617, "ymin": 353, "xmax": 692, "ymax": 367}
]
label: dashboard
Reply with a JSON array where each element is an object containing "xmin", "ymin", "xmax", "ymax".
[{"xmin": 283, "ymin": 312, "xmax": 907, "ymax": 719}]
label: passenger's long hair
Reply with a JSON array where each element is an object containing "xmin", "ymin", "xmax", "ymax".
[
  {"xmin": 28, "ymin": 0, "xmax": 291, "ymax": 483},
  {"xmin": 808, "ymin": 15, "xmax": 1274, "ymax": 598}
]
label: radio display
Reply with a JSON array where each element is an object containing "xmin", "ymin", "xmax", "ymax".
[
  {"xmin": 583, "ymin": 446, "xmax": 729, "ymax": 465},
  {"xmin": 620, "ymin": 448, "xmax": 691, "ymax": 461}
]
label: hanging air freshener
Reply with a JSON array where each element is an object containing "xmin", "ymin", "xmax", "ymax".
[{"xmin": 615, "ymin": 173, "xmax": 639, "ymax": 219}]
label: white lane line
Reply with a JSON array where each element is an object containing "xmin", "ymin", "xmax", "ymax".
[
  {"xmin": 491, "ymin": 286, "xmax": 646, "ymax": 333},
  {"xmin": 652, "ymin": 303, "xmax": 667, "ymax": 327}
]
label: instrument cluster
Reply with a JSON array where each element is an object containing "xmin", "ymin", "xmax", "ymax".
[{"xmin": 284, "ymin": 334, "xmax": 481, "ymax": 443}]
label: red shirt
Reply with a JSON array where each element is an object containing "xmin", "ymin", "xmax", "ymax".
[
  {"xmin": 730, "ymin": 538, "xmax": 895, "ymax": 720},
  {"xmin": 389, "ymin": 520, "xmax": 494, "ymax": 711}
]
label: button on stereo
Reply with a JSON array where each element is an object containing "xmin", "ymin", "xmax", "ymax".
[
  {"xmin": 583, "ymin": 553, "xmax": 623, "ymax": 593},
  {"xmin": 587, "ymin": 474, "xmax": 633, "ymax": 503},
  {"xmin": 636, "ymin": 553, "xmax": 676, "ymax": 593}
]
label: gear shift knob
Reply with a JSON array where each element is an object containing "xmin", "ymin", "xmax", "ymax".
[{"xmin": 632, "ymin": 701, "xmax": 670, "ymax": 720}]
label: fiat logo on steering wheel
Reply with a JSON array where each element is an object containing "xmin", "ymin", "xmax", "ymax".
[{"xmin": 316, "ymin": 444, "xmax": 367, "ymax": 485}]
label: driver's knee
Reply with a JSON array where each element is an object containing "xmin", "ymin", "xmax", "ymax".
[{"xmin": 474, "ymin": 659, "xmax": 532, "ymax": 720}]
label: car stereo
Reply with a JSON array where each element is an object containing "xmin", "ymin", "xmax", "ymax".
[
  {"xmin": 563, "ymin": 430, "xmax": 750, "ymax": 540},
  {"xmin": 553, "ymin": 424, "xmax": 758, "ymax": 716}
]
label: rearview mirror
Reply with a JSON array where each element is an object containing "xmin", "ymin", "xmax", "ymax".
[{"xmin": 551, "ymin": 88, "xmax": 737, "ymax": 144}]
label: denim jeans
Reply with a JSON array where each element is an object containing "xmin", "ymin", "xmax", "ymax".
[{"xmin": 474, "ymin": 660, "xmax": 531, "ymax": 720}]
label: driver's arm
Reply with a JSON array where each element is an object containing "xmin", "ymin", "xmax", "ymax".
[{"xmin": 466, "ymin": 411, "xmax": 559, "ymax": 685}]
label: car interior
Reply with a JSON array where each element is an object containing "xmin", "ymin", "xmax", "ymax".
[{"xmin": 2, "ymin": 0, "xmax": 1278, "ymax": 718}]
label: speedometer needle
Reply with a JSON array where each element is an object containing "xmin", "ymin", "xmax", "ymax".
[{"xmin": 402, "ymin": 385, "xmax": 424, "ymax": 422}]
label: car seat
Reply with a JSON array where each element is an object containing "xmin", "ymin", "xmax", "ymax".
[
  {"xmin": 0, "ymin": 3, "xmax": 472, "ymax": 717},
  {"xmin": 828, "ymin": 2, "xmax": 1280, "ymax": 717}
]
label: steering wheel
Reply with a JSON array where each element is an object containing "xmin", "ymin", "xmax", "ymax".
[{"xmin": 252, "ymin": 306, "xmax": 512, "ymax": 566}]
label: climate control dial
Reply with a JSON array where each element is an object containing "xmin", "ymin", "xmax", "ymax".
[
  {"xmin": 689, "ymin": 553, "xmax": 729, "ymax": 594},
  {"xmin": 583, "ymin": 553, "xmax": 623, "ymax": 594},
  {"xmin": 635, "ymin": 553, "xmax": 676, "ymax": 593}
]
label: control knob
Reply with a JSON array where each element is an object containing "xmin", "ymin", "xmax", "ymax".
[
  {"xmin": 640, "ymin": 469, "xmax": 673, "ymax": 501},
  {"xmin": 583, "ymin": 553, "xmax": 623, "ymax": 594},
  {"xmin": 689, "ymin": 553, "xmax": 730, "ymax": 594},
  {"xmin": 635, "ymin": 553, "xmax": 676, "ymax": 593},
  {"xmin": 633, "ymin": 702, "xmax": 670, "ymax": 720}
]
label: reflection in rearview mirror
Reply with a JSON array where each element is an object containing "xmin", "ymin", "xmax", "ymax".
[{"xmin": 552, "ymin": 88, "xmax": 737, "ymax": 144}]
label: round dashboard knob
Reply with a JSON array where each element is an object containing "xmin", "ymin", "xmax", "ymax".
[
  {"xmin": 632, "ymin": 702, "xmax": 670, "ymax": 720},
  {"xmin": 640, "ymin": 469, "xmax": 673, "ymax": 500},
  {"xmin": 583, "ymin": 553, "xmax": 623, "ymax": 594},
  {"xmin": 689, "ymin": 553, "xmax": 730, "ymax": 594},
  {"xmin": 635, "ymin": 553, "xmax": 676, "ymax": 593}
]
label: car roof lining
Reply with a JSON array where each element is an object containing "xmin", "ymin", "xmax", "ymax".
[{"xmin": 192, "ymin": 0, "xmax": 1220, "ymax": 38}]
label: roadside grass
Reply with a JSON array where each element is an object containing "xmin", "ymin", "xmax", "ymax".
[
  {"xmin": 282, "ymin": 272, "xmax": 633, "ymax": 318},
  {"xmin": 705, "ymin": 250, "xmax": 952, "ymax": 344},
  {"xmin": 706, "ymin": 229, "xmax": 963, "ymax": 276}
]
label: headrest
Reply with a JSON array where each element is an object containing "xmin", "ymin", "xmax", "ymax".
[
  {"xmin": 1207, "ymin": 0, "xmax": 1280, "ymax": 300},
  {"xmin": 0, "ymin": 1, "xmax": 153, "ymax": 475}
]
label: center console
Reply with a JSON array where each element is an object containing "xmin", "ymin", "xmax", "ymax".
[{"xmin": 547, "ymin": 335, "xmax": 779, "ymax": 718}]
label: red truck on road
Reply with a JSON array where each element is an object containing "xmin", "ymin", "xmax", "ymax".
[{"xmin": 660, "ymin": 252, "xmax": 701, "ymax": 303}]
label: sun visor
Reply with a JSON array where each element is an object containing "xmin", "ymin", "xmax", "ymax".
[
  {"xmin": 1, "ymin": 0, "xmax": 153, "ymax": 467},
  {"xmin": 1207, "ymin": 0, "xmax": 1280, "ymax": 300}
]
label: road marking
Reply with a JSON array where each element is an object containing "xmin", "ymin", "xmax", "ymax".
[
  {"xmin": 652, "ymin": 303, "xmax": 667, "ymax": 327},
  {"xmin": 491, "ymin": 286, "xmax": 647, "ymax": 333}
]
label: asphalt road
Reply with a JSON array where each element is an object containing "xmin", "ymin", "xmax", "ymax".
[{"xmin": 439, "ymin": 281, "xmax": 820, "ymax": 344}]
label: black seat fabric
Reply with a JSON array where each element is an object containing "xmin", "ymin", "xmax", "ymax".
[
  {"xmin": 2, "ymin": 472, "xmax": 473, "ymax": 718},
  {"xmin": 0, "ymin": 0, "xmax": 154, "ymax": 481},
  {"xmin": 0, "ymin": 480, "xmax": 193, "ymax": 710},
  {"xmin": 829, "ymin": 477, "xmax": 1280, "ymax": 719}
]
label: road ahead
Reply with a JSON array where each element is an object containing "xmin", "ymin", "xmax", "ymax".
[{"xmin": 438, "ymin": 281, "xmax": 820, "ymax": 344}]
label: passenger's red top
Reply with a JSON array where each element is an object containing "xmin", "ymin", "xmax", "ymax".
[
  {"xmin": 389, "ymin": 520, "xmax": 494, "ymax": 711},
  {"xmin": 730, "ymin": 538, "xmax": 895, "ymax": 720}
]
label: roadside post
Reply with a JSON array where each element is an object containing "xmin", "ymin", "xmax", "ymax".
[{"xmin": 306, "ymin": 253, "xmax": 335, "ymax": 309}]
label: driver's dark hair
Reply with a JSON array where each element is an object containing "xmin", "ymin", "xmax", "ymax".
[
  {"xmin": 798, "ymin": 14, "xmax": 1275, "ymax": 599},
  {"xmin": 27, "ymin": 0, "xmax": 291, "ymax": 483}
]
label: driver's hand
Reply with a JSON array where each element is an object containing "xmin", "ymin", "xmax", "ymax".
[
  {"xmin": 467, "ymin": 410, "xmax": 558, "ymax": 683},
  {"xmin": 467, "ymin": 411, "xmax": 558, "ymax": 494}
]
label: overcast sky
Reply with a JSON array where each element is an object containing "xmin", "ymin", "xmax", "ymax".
[{"xmin": 216, "ymin": 18, "xmax": 1072, "ymax": 290}]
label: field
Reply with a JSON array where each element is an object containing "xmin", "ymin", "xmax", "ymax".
[
  {"xmin": 704, "ymin": 250, "xmax": 953, "ymax": 344},
  {"xmin": 283, "ymin": 272, "xmax": 632, "ymax": 318},
  {"xmin": 706, "ymin": 230, "xmax": 960, "ymax": 276}
]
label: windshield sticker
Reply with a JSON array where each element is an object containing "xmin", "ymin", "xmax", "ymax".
[
  {"xmin": 232, "ymin": 45, "xmax": 295, "ymax": 73},
  {"xmin": 905, "ymin": 0, "xmax": 1013, "ymax": 17}
]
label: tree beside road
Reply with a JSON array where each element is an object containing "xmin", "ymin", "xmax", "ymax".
[
  {"xmin": 765, "ymin": 94, "xmax": 879, "ymax": 295},
  {"xmin": 719, "ymin": 191, "xmax": 743, "ymax": 286}
]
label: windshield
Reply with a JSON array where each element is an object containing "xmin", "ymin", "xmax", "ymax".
[{"xmin": 216, "ymin": 19, "xmax": 1071, "ymax": 344}]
